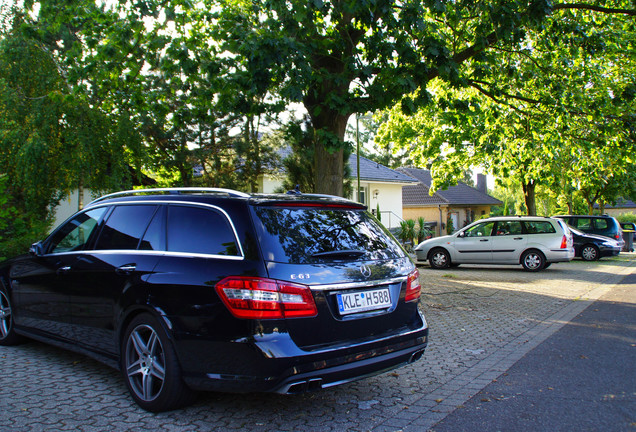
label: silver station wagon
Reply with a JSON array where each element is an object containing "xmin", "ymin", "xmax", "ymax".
[{"xmin": 414, "ymin": 216, "xmax": 574, "ymax": 271}]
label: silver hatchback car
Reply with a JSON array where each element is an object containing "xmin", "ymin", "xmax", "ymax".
[{"xmin": 414, "ymin": 216, "xmax": 574, "ymax": 271}]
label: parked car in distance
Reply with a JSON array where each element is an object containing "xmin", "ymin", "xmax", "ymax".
[
  {"xmin": 569, "ymin": 226, "xmax": 621, "ymax": 261},
  {"xmin": 414, "ymin": 216, "xmax": 574, "ymax": 272},
  {"xmin": 0, "ymin": 188, "xmax": 428, "ymax": 412},
  {"xmin": 553, "ymin": 215, "xmax": 624, "ymax": 249},
  {"xmin": 620, "ymin": 222, "xmax": 635, "ymax": 231}
]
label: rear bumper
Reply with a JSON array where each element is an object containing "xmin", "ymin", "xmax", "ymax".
[
  {"xmin": 546, "ymin": 249, "xmax": 575, "ymax": 263},
  {"xmin": 177, "ymin": 314, "xmax": 428, "ymax": 394},
  {"xmin": 273, "ymin": 341, "xmax": 427, "ymax": 394}
]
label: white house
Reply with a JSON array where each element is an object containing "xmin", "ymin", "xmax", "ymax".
[{"xmin": 257, "ymin": 154, "xmax": 418, "ymax": 229}]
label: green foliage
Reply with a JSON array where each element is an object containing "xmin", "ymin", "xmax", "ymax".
[
  {"xmin": 446, "ymin": 215, "xmax": 455, "ymax": 235},
  {"xmin": 0, "ymin": 175, "xmax": 52, "ymax": 261},
  {"xmin": 280, "ymin": 118, "xmax": 317, "ymax": 193},
  {"xmin": 398, "ymin": 219, "xmax": 417, "ymax": 249},
  {"xmin": 377, "ymin": 4, "xmax": 636, "ymax": 215},
  {"xmin": 397, "ymin": 218, "xmax": 432, "ymax": 249},
  {"xmin": 211, "ymin": 0, "xmax": 557, "ymax": 195},
  {"xmin": 416, "ymin": 217, "xmax": 432, "ymax": 243},
  {"xmin": 0, "ymin": 11, "xmax": 131, "ymax": 223},
  {"xmin": 615, "ymin": 213, "xmax": 636, "ymax": 224}
]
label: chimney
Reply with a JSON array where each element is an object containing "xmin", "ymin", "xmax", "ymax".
[{"xmin": 476, "ymin": 174, "xmax": 487, "ymax": 193}]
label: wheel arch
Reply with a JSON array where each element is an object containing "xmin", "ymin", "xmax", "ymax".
[
  {"xmin": 116, "ymin": 304, "xmax": 176, "ymax": 362},
  {"xmin": 428, "ymin": 247, "xmax": 452, "ymax": 269},
  {"xmin": 518, "ymin": 248, "xmax": 545, "ymax": 265}
]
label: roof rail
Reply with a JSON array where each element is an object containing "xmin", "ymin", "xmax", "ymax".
[{"xmin": 87, "ymin": 187, "xmax": 251, "ymax": 206}]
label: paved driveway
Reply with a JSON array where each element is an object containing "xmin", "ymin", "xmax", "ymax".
[{"xmin": 1, "ymin": 254, "xmax": 634, "ymax": 431}]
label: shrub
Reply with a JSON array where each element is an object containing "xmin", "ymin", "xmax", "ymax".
[{"xmin": 0, "ymin": 175, "xmax": 52, "ymax": 261}]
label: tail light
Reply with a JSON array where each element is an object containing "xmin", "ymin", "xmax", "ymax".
[
  {"xmin": 405, "ymin": 269, "xmax": 421, "ymax": 302},
  {"xmin": 215, "ymin": 277, "xmax": 317, "ymax": 319},
  {"xmin": 614, "ymin": 234, "xmax": 620, "ymax": 240},
  {"xmin": 560, "ymin": 235, "xmax": 568, "ymax": 249}
]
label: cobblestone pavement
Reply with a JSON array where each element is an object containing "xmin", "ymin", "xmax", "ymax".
[{"xmin": 1, "ymin": 254, "xmax": 634, "ymax": 431}]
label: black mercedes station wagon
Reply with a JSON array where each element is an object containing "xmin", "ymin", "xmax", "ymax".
[{"xmin": 0, "ymin": 188, "xmax": 428, "ymax": 411}]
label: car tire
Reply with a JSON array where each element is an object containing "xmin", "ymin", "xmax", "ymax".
[
  {"xmin": 580, "ymin": 245, "xmax": 600, "ymax": 261},
  {"xmin": 0, "ymin": 287, "xmax": 23, "ymax": 346},
  {"xmin": 429, "ymin": 248, "xmax": 451, "ymax": 269},
  {"xmin": 121, "ymin": 313, "xmax": 196, "ymax": 412},
  {"xmin": 521, "ymin": 250, "xmax": 545, "ymax": 272}
]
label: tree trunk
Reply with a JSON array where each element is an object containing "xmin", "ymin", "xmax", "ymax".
[
  {"xmin": 308, "ymin": 110, "xmax": 351, "ymax": 197},
  {"xmin": 314, "ymin": 145, "xmax": 345, "ymax": 196},
  {"xmin": 522, "ymin": 179, "xmax": 537, "ymax": 216}
]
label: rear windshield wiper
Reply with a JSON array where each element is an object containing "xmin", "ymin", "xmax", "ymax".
[{"xmin": 311, "ymin": 249, "xmax": 366, "ymax": 259}]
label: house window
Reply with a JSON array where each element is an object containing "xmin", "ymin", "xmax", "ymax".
[{"xmin": 357, "ymin": 186, "xmax": 367, "ymax": 205}]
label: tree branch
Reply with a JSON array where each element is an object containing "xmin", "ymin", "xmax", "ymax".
[{"xmin": 468, "ymin": 80, "xmax": 532, "ymax": 115}]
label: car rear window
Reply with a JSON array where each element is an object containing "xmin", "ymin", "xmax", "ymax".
[{"xmin": 251, "ymin": 206, "xmax": 405, "ymax": 264}]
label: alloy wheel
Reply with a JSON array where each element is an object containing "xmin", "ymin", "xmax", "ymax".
[
  {"xmin": 0, "ymin": 291, "xmax": 12, "ymax": 340},
  {"xmin": 125, "ymin": 324, "xmax": 167, "ymax": 403},
  {"xmin": 522, "ymin": 251, "xmax": 544, "ymax": 271},
  {"xmin": 430, "ymin": 249, "xmax": 450, "ymax": 269},
  {"xmin": 581, "ymin": 246, "xmax": 599, "ymax": 261}
]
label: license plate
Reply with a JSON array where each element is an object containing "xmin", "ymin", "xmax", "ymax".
[{"xmin": 337, "ymin": 288, "xmax": 391, "ymax": 315}]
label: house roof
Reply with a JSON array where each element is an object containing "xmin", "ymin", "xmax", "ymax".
[
  {"xmin": 266, "ymin": 148, "xmax": 416, "ymax": 184},
  {"xmin": 398, "ymin": 167, "xmax": 502, "ymax": 206},
  {"xmin": 348, "ymin": 155, "xmax": 419, "ymax": 184},
  {"xmin": 593, "ymin": 198, "xmax": 636, "ymax": 209}
]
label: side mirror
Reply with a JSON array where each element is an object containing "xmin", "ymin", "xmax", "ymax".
[
  {"xmin": 457, "ymin": 231, "xmax": 465, "ymax": 238},
  {"xmin": 29, "ymin": 241, "xmax": 44, "ymax": 257}
]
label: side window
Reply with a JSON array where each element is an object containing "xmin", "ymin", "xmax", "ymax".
[
  {"xmin": 523, "ymin": 221, "xmax": 556, "ymax": 234},
  {"xmin": 95, "ymin": 205, "xmax": 157, "ymax": 250},
  {"xmin": 140, "ymin": 206, "xmax": 165, "ymax": 251},
  {"xmin": 593, "ymin": 218, "xmax": 609, "ymax": 230},
  {"xmin": 465, "ymin": 222, "xmax": 495, "ymax": 237},
  {"xmin": 495, "ymin": 221, "xmax": 523, "ymax": 236},
  {"xmin": 49, "ymin": 207, "xmax": 108, "ymax": 253},
  {"xmin": 167, "ymin": 205, "xmax": 240, "ymax": 256}
]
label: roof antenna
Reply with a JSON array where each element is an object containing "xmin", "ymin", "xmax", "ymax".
[{"xmin": 287, "ymin": 185, "xmax": 302, "ymax": 195}]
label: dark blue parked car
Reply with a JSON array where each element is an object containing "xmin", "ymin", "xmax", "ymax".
[{"xmin": 569, "ymin": 226, "xmax": 621, "ymax": 261}]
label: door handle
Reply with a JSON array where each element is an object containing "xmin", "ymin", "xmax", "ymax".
[
  {"xmin": 57, "ymin": 266, "xmax": 71, "ymax": 275},
  {"xmin": 479, "ymin": 239, "xmax": 489, "ymax": 242},
  {"xmin": 513, "ymin": 237, "xmax": 524, "ymax": 240},
  {"xmin": 116, "ymin": 264, "xmax": 137, "ymax": 275}
]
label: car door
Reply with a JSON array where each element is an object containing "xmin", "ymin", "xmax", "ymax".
[
  {"xmin": 454, "ymin": 221, "xmax": 495, "ymax": 263},
  {"xmin": 68, "ymin": 204, "xmax": 162, "ymax": 355},
  {"xmin": 490, "ymin": 220, "xmax": 527, "ymax": 263},
  {"xmin": 10, "ymin": 207, "xmax": 108, "ymax": 341}
]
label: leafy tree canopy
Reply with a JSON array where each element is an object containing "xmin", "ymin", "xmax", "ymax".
[
  {"xmin": 376, "ymin": 1, "xmax": 636, "ymax": 215},
  {"xmin": 211, "ymin": 0, "xmax": 559, "ymax": 196}
]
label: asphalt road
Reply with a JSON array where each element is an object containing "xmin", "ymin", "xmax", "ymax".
[{"xmin": 432, "ymin": 272, "xmax": 636, "ymax": 432}]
